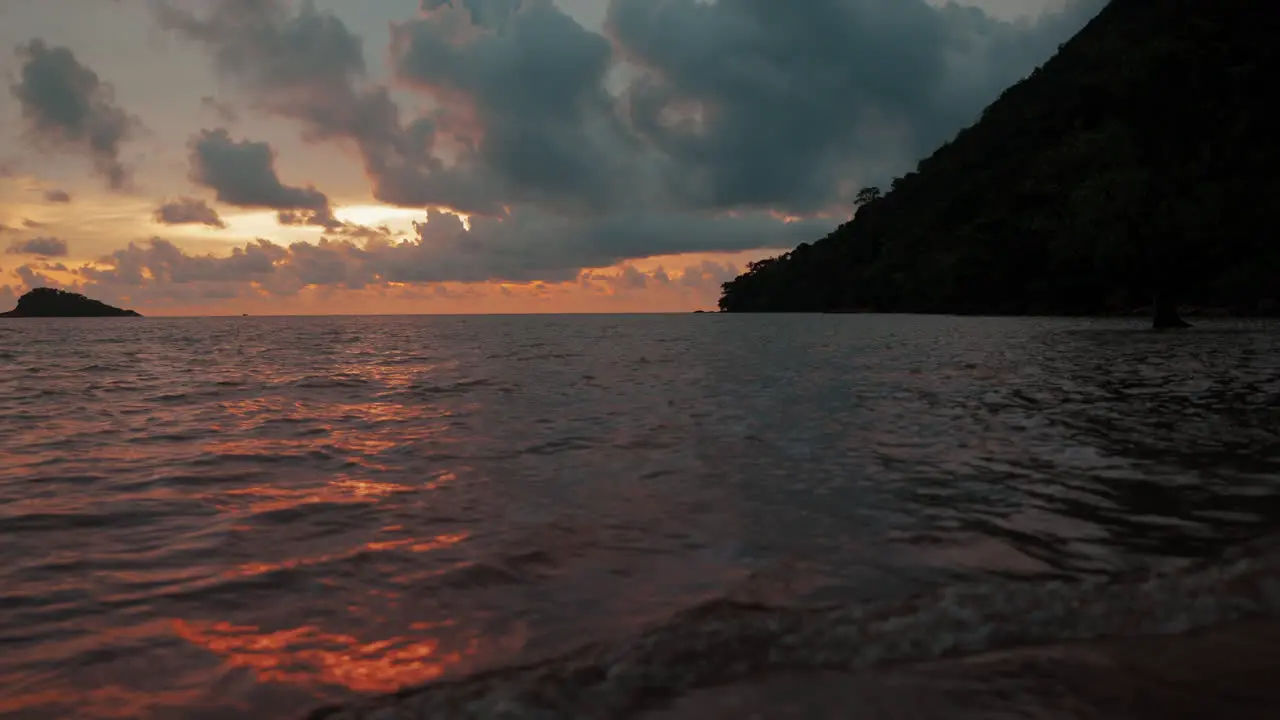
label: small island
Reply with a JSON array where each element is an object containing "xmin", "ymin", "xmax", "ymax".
[{"xmin": 0, "ymin": 288, "xmax": 142, "ymax": 318}]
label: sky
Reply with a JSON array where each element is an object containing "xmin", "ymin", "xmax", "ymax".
[{"xmin": 0, "ymin": 0, "xmax": 1104, "ymax": 315}]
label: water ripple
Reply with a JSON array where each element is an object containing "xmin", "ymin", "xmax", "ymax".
[{"xmin": 1, "ymin": 315, "xmax": 1278, "ymax": 719}]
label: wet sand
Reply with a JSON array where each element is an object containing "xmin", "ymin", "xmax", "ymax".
[{"xmin": 647, "ymin": 620, "xmax": 1280, "ymax": 720}]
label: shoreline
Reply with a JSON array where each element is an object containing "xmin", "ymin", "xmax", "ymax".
[
  {"xmin": 647, "ymin": 618, "xmax": 1280, "ymax": 719},
  {"xmin": 801, "ymin": 306, "xmax": 1280, "ymax": 319},
  {"xmin": 305, "ymin": 540, "xmax": 1280, "ymax": 719}
]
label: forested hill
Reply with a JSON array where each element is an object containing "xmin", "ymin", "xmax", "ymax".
[{"xmin": 719, "ymin": 0, "xmax": 1280, "ymax": 318}]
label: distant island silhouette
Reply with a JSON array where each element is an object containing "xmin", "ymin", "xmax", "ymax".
[
  {"xmin": 718, "ymin": 0, "xmax": 1280, "ymax": 329},
  {"xmin": 0, "ymin": 288, "xmax": 141, "ymax": 318}
]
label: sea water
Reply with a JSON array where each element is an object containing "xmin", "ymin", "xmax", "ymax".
[{"xmin": 2, "ymin": 314, "xmax": 1278, "ymax": 718}]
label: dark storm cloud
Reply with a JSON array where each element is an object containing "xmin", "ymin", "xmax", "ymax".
[
  {"xmin": 155, "ymin": 0, "xmax": 643, "ymax": 215},
  {"xmin": 187, "ymin": 128, "xmax": 337, "ymax": 227},
  {"xmin": 606, "ymin": 0, "xmax": 1105, "ymax": 211},
  {"xmin": 6, "ymin": 236, "xmax": 69, "ymax": 257},
  {"xmin": 153, "ymin": 0, "xmax": 1104, "ymax": 284},
  {"xmin": 389, "ymin": 0, "xmax": 650, "ymax": 213},
  {"xmin": 420, "ymin": 0, "xmax": 523, "ymax": 29},
  {"xmin": 9, "ymin": 40, "xmax": 140, "ymax": 190},
  {"xmin": 396, "ymin": 0, "xmax": 1100, "ymax": 213},
  {"xmin": 153, "ymin": 196, "xmax": 226, "ymax": 228},
  {"xmin": 44, "ymin": 189, "xmax": 72, "ymax": 203}
]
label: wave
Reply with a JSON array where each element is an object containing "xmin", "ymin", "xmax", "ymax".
[{"xmin": 307, "ymin": 536, "xmax": 1280, "ymax": 719}]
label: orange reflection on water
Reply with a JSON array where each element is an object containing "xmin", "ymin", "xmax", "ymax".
[
  {"xmin": 172, "ymin": 620, "xmax": 475, "ymax": 694},
  {"xmin": 202, "ymin": 430, "xmax": 404, "ymax": 461},
  {"xmin": 332, "ymin": 401, "xmax": 437, "ymax": 423},
  {"xmin": 333, "ymin": 359, "xmax": 440, "ymax": 391},
  {"xmin": 203, "ymin": 420, "xmax": 439, "ymax": 473},
  {"xmin": 215, "ymin": 397, "xmax": 435, "ymax": 430},
  {"xmin": 221, "ymin": 531, "xmax": 470, "ymax": 580},
  {"xmin": 214, "ymin": 397, "xmax": 298, "ymax": 431},
  {"xmin": 324, "ymin": 427, "xmax": 401, "ymax": 456},
  {"xmin": 328, "ymin": 476, "xmax": 415, "ymax": 499},
  {"xmin": 365, "ymin": 532, "xmax": 469, "ymax": 554},
  {"xmin": 217, "ymin": 475, "xmax": 417, "ymax": 514},
  {"xmin": 424, "ymin": 470, "xmax": 459, "ymax": 491}
]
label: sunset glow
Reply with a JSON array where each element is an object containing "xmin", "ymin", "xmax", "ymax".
[
  {"xmin": 332, "ymin": 205, "xmax": 471, "ymax": 233},
  {"xmin": 0, "ymin": 0, "xmax": 911, "ymax": 315},
  {"xmin": 0, "ymin": 0, "xmax": 1091, "ymax": 321}
]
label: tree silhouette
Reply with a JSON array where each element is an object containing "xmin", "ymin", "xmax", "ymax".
[{"xmin": 854, "ymin": 186, "xmax": 881, "ymax": 207}]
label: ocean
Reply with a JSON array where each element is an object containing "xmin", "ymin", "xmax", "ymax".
[{"xmin": 1, "ymin": 314, "xmax": 1278, "ymax": 719}]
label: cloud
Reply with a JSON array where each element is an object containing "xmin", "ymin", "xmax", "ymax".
[
  {"xmin": 154, "ymin": 0, "xmax": 368, "ymax": 100},
  {"xmin": 577, "ymin": 259, "xmax": 738, "ymax": 297},
  {"xmin": 153, "ymin": 196, "xmax": 226, "ymax": 228},
  {"xmin": 154, "ymin": 0, "xmax": 445, "ymax": 208},
  {"xmin": 155, "ymin": 0, "xmax": 636, "ymax": 216},
  {"xmin": 150, "ymin": 0, "xmax": 1103, "ymax": 289},
  {"xmin": 83, "ymin": 236, "xmax": 284, "ymax": 287},
  {"xmin": 187, "ymin": 128, "xmax": 337, "ymax": 227},
  {"xmin": 9, "ymin": 39, "xmax": 141, "ymax": 190},
  {"xmin": 6, "ymin": 236, "xmax": 69, "ymax": 257},
  {"xmin": 386, "ymin": 0, "xmax": 652, "ymax": 214},
  {"xmin": 44, "ymin": 188, "xmax": 72, "ymax": 203},
  {"xmin": 675, "ymin": 259, "xmax": 743, "ymax": 289},
  {"xmin": 200, "ymin": 95, "xmax": 239, "ymax": 123},
  {"xmin": 163, "ymin": 0, "xmax": 1098, "ymax": 215},
  {"xmin": 14, "ymin": 262, "xmax": 67, "ymax": 290},
  {"xmin": 605, "ymin": 0, "xmax": 1105, "ymax": 211},
  {"xmin": 69, "ymin": 206, "xmax": 816, "ymax": 302},
  {"xmin": 366, "ymin": 207, "xmax": 825, "ymax": 284},
  {"xmin": 420, "ymin": 0, "xmax": 524, "ymax": 29}
]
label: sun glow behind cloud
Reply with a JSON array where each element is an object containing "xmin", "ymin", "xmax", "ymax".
[
  {"xmin": 335, "ymin": 205, "xmax": 442, "ymax": 232},
  {"xmin": 195, "ymin": 205, "xmax": 472, "ymax": 245}
]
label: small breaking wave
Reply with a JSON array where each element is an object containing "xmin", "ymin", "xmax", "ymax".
[{"xmin": 310, "ymin": 536, "xmax": 1280, "ymax": 719}]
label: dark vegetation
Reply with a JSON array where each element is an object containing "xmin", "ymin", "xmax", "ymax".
[
  {"xmin": 0, "ymin": 288, "xmax": 141, "ymax": 317},
  {"xmin": 719, "ymin": 0, "xmax": 1280, "ymax": 325}
]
